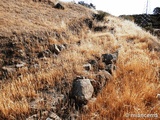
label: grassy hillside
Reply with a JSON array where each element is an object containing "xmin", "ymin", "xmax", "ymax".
[
  {"xmin": 0, "ymin": 0, "xmax": 160, "ymax": 119},
  {"xmin": 120, "ymin": 14, "xmax": 160, "ymax": 38}
]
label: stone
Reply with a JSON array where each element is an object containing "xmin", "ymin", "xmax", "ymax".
[
  {"xmin": 90, "ymin": 79, "xmax": 100, "ymax": 96},
  {"xmin": 49, "ymin": 112, "xmax": 61, "ymax": 120},
  {"xmin": 29, "ymin": 98, "xmax": 44, "ymax": 111},
  {"xmin": 49, "ymin": 44, "xmax": 61, "ymax": 55},
  {"xmin": 16, "ymin": 61, "xmax": 26, "ymax": 68},
  {"xmin": 18, "ymin": 49, "xmax": 26, "ymax": 57},
  {"xmin": 76, "ymin": 40, "xmax": 81, "ymax": 46},
  {"xmin": 54, "ymin": 3, "xmax": 64, "ymax": 10},
  {"xmin": 83, "ymin": 64, "xmax": 92, "ymax": 71},
  {"xmin": 48, "ymin": 44, "xmax": 65, "ymax": 55},
  {"xmin": 102, "ymin": 51, "xmax": 118, "ymax": 65},
  {"xmin": 91, "ymin": 70, "xmax": 112, "ymax": 96},
  {"xmin": 26, "ymin": 114, "xmax": 38, "ymax": 120},
  {"xmin": 38, "ymin": 49, "xmax": 52, "ymax": 58},
  {"xmin": 52, "ymin": 94, "xmax": 64, "ymax": 106},
  {"xmin": 105, "ymin": 64, "xmax": 116, "ymax": 74},
  {"xmin": 2, "ymin": 65, "xmax": 16, "ymax": 79},
  {"xmin": 33, "ymin": 64, "xmax": 39, "ymax": 68},
  {"xmin": 57, "ymin": 44, "xmax": 65, "ymax": 51},
  {"xmin": 88, "ymin": 59, "xmax": 98, "ymax": 71},
  {"xmin": 81, "ymin": 105, "xmax": 89, "ymax": 112},
  {"xmin": 76, "ymin": 76, "xmax": 85, "ymax": 79},
  {"xmin": 88, "ymin": 59, "xmax": 97, "ymax": 66},
  {"xmin": 70, "ymin": 112, "xmax": 79, "ymax": 120},
  {"xmin": 89, "ymin": 97, "xmax": 97, "ymax": 103},
  {"xmin": 94, "ymin": 26, "xmax": 107, "ymax": 32},
  {"xmin": 48, "ymin": 0, "xmax": 55, "ymax": 6},
  {"xmin": 26, "ymin": 111, "xmax": 48, "ymax": 120},
  {"xmin": 71, "ymin": 77, "xmax": 94, "ymax": 105},
  {"xmin": 2, "ymin": 65, "xmax": 16, "ymax": 73},
  {"xmin": 46, "ymin": 118, "xmax": 53, "ymax": 120},
  {"xmin": 96, "ymin": 70, "xmax": 112, "ymax": 88}
]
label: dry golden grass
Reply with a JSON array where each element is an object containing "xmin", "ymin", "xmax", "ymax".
[
  {"xmin": 0, "ymin": 0, "xmax": 160, "ymax": 119},
  {"xmin": 0, "ymin": 0, "xmax": 93, "ymax": 35},
  {"xmin": 80, "ymin": 17, "xmax": 160, "ymax": 120}
]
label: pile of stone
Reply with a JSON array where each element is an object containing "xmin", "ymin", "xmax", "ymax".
[
  {"xmin": 38, "ymin": 44, "xmax": 66, "ymax": 58},
  {"xmin": 71, "ymin": 51, "xmax": 118, "ymax": 107}
]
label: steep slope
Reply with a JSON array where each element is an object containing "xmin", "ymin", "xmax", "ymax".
[{"xmin": 0, "ymin": 0, "xmax": 160, "ymax": 119}]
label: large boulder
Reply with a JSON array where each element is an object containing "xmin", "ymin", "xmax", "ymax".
[{"xmin": 71, "ymin": 77, "xmax": 94, "ymax": 105}]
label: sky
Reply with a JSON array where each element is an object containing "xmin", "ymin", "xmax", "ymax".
[{"xmin": 61, "ymin": 0, "xmax": 160, "ymax": 16}]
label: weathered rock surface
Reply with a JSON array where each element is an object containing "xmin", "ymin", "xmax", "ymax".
[
  {"xmin": 49, "ymin": 44, "xmax": 61, "ymax": 54},
  {"xmin": 96, "ymin": 70, "xmax": 112, "ymax": 87},
  {"xmin": 88, "ymin": 59, "xmax": 99, "ymax": 71},
  {"xmin": 26, "ymin": 114, "xmax": 38, "ymax": 120},
  {"xmin": 88, "ymin": 70, "xmax": 113, "ymax": 96},
  {"xmin": 48, "ymin": 112, "xmax": 62, "ymax": 120},
  {"xmin": 2, "ymin": 66, "xmax": 16, "ymax": 73},
  {"xmin": 38, "ymin": 49, "xmax": 52, "ymax": 58},
  {"xmin": 71, "ymin": 77, "xmax": 94, "ymax": 105},
  {"xmin": 16, "ymin": 61, "xmax": 26, "ymax": 68},
  {"xmin": 105, "ymin": 64, "xmax": 116, "ymax": 74},
  {"xmin": 48, "ymin": 44, "xmax": 66, "ymax": 55},
  {"xmin": 26, "ymin": 111, "xmax": 48, "ymax": 120},
  {"xmin": 83, "ymin": 63, "xmax": 92, "ymax": 71},
  {"xmin": 102, "ymin": 52, "xmax": 118, "ymax": 65}
]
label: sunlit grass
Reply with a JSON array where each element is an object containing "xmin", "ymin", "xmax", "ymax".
[{"xmin": 0, "ymin": 0, "xmax": 159, "ymax": 119}]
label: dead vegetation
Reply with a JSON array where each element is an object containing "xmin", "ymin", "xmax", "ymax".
[{"xmin": 0, "ymin": 0, "xmax": 160, "ymax": 119}]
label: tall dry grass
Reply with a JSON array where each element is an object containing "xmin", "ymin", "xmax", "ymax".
[
  {"xmin": 81, "ymin": 17, "xmax": 160, "ymax": 120},
  {"xmin": 0, "ymin": 0, "xmax": 159, "ymax": 119}
]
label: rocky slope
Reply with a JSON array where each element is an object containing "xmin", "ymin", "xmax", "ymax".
[
  {"xmin": 120, "ymin": 14, "xmax": 160, "ymax": 38},
  {"xmin": 0, "ymin": 0, "xmax": 160, "ymax": 119}
]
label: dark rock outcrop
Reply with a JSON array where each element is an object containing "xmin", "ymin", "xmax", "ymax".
[{"xmin": 102, "ymin": 52, "xmax": 118, "ymax": 65}]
